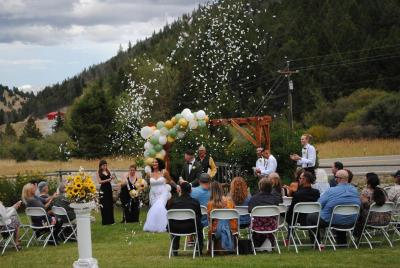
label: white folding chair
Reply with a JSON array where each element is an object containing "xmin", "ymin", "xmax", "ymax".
[
  {"xmin": 236, "ymin": 206, "xmax": 250, "ymax": 237},
  {"xmin": 167, "ymin": 209, "xmax": 200, "ymax": 259},
  {"xmin": 52, "ymin": 206, "xmax": 77, "ymax": 243},
  {"xmin": 358, "ymin": 202, "xmax": 394, "ymax": 249},
  {"xmin": 249, "ymin": 206, "xmax": 281, "ymax": 254},
  {"xmin": 323, "ymin": 204, "xmax": 360, "ymax": 250},
  {"xmin": 0, "ymin": 215, "xmax": 19, "ymax": 255},
  {"xmin": 288, "ymin": 202, "xmax": 321, "ymax": 253},
  {"xmin": 209, "ymin": 209, "xmax": 240, "ymax": 258},
  {"xmin": 25, "ymin": 207, "xmax": 57, "ymax": 248},
  {"xmin": 184, "ymin": 206, "xmax": 208, "ymax": 250},
  {"xmin": 283, "ymin": 197, "xmax": 293, "ymax": 207},
  {"xmin": 389, "ymin": 199, "xmax": 400, "ymax": 243}
]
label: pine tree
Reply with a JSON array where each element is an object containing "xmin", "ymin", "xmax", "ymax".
[
  {"xmin": 52, "ymin": 112, "xmax": 64, "ymax": 132},
  {"xmin": 19, "ymin": 117, "xmax": 43, "ymax": 143},
  {"xmin": 4, "ymin": 123, "xmax": 16, "ymax": 139}
]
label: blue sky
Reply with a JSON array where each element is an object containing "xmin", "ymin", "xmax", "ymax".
[{"xmin": 0, "ymin": 0, "xmax": 208, "ymax": 93}]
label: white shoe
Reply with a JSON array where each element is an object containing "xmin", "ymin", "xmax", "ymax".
[{"xmin": 260, "ymin": 238, "xmax": 272, "ymax": 252}]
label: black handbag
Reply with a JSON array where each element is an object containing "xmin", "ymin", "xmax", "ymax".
[{"xmin": 238, "ymin": 239, "xmax": 253, "ymax": 255}]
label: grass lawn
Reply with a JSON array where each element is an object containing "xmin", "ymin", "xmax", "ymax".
[{"xmin": 1, "ymin": 208, "xmax": 399, "ymax": 268}]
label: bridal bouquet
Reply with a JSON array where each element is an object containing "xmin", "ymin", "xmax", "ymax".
[{"xmin": 65, "ymin": 167, "xmax": 99, "ymax": 203}]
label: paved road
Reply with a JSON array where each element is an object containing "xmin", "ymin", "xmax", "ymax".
[{"xmin": 319, "ymin": 155, "xmax": 400, "ymax": 175}]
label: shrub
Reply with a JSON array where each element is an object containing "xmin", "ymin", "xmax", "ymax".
[
  {"xmin": 328, "ymin": 124, "xmax": 379, "ymax": 140},
  {"xmin": 307, "ymin": 125, "xmax": 332, "ymax": 143}
]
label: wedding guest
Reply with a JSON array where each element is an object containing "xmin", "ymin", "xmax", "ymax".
[
  {"xmin": 229, "ymin": 177, "xmax": 251, "ymax": 227},
  {"xmin": 191, "ymin": 173, "xmax": 211, "ymax": 227},
  {"xmin": 207, "ymin": 181, "xmax": 237, "ymax": 252},
  {"xmin": 96, "ymin": 159, "xmax": 115, "ymax": 225},
  {"xmin": 268, "ymin": 172, "xmax": 283, "ymax": 203},
  {"xmin": 52, "ymin": 184, "xmax": 76, "ymax": 223},
  {"xmin": 248, "ymin": 177, "xmax": 280, "ymax": 251},
  {"xmin": 329, "ymin": 161, "xmax": 343, "ymax": 187},
  {"xmin": 307, "ymin": 170, "xmax": 360, "ymax": 245},
  {"xmin": 258, "ymin": 149, "xmax": 277, "ymax": 176},
  {"xmin": 179, "ymin": 150, "xmax": 202, "ymax": 187},
  {"xmin": 119, "ymin": 164, "xmax": 141, "ymax": 223},
  {"xmin": 354, "ymin": 173, "xmax": 391, "ymax": 238},
  {"xmin": 197, "ymin": 145, "xmax": 217, "ymax": 179},
  {"xmin": 22, "ymin": 183, "xmax": 62, "ymax": 244},
  {"xmin": 283, "ymin": 168, "xmax": 303, "ymax": 197},
  {"xmin": 0, "ymin": 200, "xmax": 22, "ymax": 249},
  {"xmin": 167, "ymin": 182, "xmax": 204, "ymax": 256},
  {"xmin": 290, "ymin": 134, "xmax": 316, "ymax": 176},
  {"xmin": 387, "ymin": 170, "xmax": 400, "ymax": 204},
  {"xmin": 313, "ymin": 168, "xmax": 330, "ymax": 195}
]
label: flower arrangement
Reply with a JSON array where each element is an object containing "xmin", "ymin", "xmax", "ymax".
[
  {"xmin": 66, "ymin": 167, "xmax": 99, "ymax": 203},
  {"xmin": 128, "ymin": 177, "xmax": 148, "ymax": 201}
]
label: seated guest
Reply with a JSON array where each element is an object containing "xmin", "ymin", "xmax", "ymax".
[
  {"xmin": 387, "ymin": 170, "xmax": 400, "ymax": 204},
  {"xmin": 307, "ymin": 170, "xmax": 361, "ymax": 245},
  {"xmin": 283, "ymin": 168, "xmax": 303, "ymax": 197},
  {"xmin": 22, "ymin": 183, "xmax": 62, "ymax": 244},
  {"xmin": 248, "ymin": 177, "xmax": 281, "ymax": 251},
  {"xmin": 313, "ymin": 169, "xmax": 330, "ymax": 196},
  {"xmin": 269, "ymin": 172, "xmax": 283, "ymax": 203},
  {"xmin": 52, "ymin": 184, "xmax": 76, "ymax": 223},
  {"xmin": 167, "ymin": 182, "xmax": 203, "ymax": 256},
  {"xmin": 191, "ymin": 173, "xmax": 211, "ymax": 227},
  {"xmin": 207, "ymin": 181, "xmax": 237, "ymax": 252},
  {"xmin": 329, "ymin": 161, "xmax": 343, "ymax": 187},
  {"xmin": 38, "ymin": 181, "xmax": 57, "ymax": 211},
  {"xmin": 354, "ymin": 173, "xmax": 391, "ymax": 238},
  {"xmin": 229, "ymin": 177, "xmax": 251, "ymax": 228},
  {"xmin": 0, "ymin": 200, "xmax": 22, "ymax": 249},
  {"xmin": 286, "ymin": 171, "xmax": 320, "ymax": 227}
]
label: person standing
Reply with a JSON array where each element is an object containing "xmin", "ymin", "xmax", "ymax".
[
  {"xmin": 197, "ymin": 145, "xmax": 217, "ymax": 179},
  {"xmin": 290, "ymin": 134, "xmax": 316, "ymax": 176},
  {"xmin": 179, "ymin": 150, "xmax": 202, "ymax": 187},
  {"xmin": 119, "ymin": 164, "xmax": 141, "ymax": 223},
  {"xmin": 258, "ymin": 149, "xmax": 277, "ymax": 176},
  {"xmin": 254, "ymin": 147, "xmax": 265, "ymax": 177},
  {"xmin": 97, "ymin": 159, "xmax": 115, "ymax": 225}
]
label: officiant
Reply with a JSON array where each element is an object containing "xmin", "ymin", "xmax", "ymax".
[
  {"xmin": 196, "ymin": 145, "xmax": 217, "ymax": 179},
  {"xmin": 178, "ymin": 150, "xmax": 202, "ymax": 187}
]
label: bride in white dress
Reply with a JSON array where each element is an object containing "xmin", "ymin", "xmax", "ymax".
[{"xmin": 143, "ymin": 158, "xmax": 174, "ymax": 232}]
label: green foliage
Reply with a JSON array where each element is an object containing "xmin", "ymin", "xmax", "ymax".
[
  {"xmin": 328, "ymin": 124, "xmax": 379, "ymax": 141},
  {"xmin": 67, "ymin": 83, "xmax": 115, "ymax": 158},
  {"xmin": 52, "ymin": 112, "xmax": 64, "ymax": 132},
  {"xmin": 19, "ymin": 117, "xmax": 43, "ymax": 143},
  {"xmin": 4, "ymin": 123, "xmax": 17, "ymax": 140},
  {"xmin": 362, "ymin": 93, "xmax": 400, "ymax": 138},
  {"xmin": 307, "ymin": 125, "xmax": 332, "ymax": 143}
]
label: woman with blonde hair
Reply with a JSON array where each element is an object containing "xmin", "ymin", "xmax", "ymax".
[
  {"xmin": 229, "ymin": 177, "xmax": 251, "ymax": 227},
  {"xmin": 268, "ymin": 172, "xmax": 283, "ymax": 203},
  {"xmin": 207, "ymin": 181, "xmax": 237, "ymax": 252}
]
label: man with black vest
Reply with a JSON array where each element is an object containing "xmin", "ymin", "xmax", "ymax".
[{"xmin": 196, "ymin": 145, "xmax": 217, "ymax": 179}]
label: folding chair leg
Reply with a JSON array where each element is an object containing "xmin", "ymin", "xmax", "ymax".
[
  {"xmin": 211, "ymin": 237, "xmax": 214, "ymax": 258},
  {"xmin": 274, "ymin": 234, "xmax": 281, "ymax": 254},
  {"xmin": 290, "ymin": 232, "xmax": 298, "ymax": 253},
  {"xmin": 1, "ymin": 235, "xmax": 12, "ymax": 255},
  {"xmin": 348, "ymin": 231, "xmax": 358, "ymax": 249},
  {"xmin": 236, "ymin": 236, "xmax": 239, "ymax": 256},
  {"xmin": 295, "ymin": 230, "xmax": 303, "ymax": 245},
  {"xmin": 26, "ymin": 232, "xmax": 36, "ymax": 248},
  {"xmin": 310, "ymin": 231, "xmax": 321, "ymax": 251},
  {"xmin": 184, "ymin": 236, "xmax": 188, "ymax": 251},
  {"xmin": 250, "ymin": 234, "xmax": 256, "ymax": 255},
  {"xmin": 382, "ymin": 229, "xmax": 393, "ymax": 247},
  {"xmin": 169, "ymin": 236, "xmax": 175, "ymax": 259},
  {"xmin": 192, "ymin": 235, "xmax": 197, "ymax": 259}
]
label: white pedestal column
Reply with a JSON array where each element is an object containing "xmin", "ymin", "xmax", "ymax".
[{"xmin": 70, "ymin": 202, "xmax": 99, "ymax": 268}]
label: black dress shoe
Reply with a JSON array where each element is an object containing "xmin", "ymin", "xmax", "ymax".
[{"xmin": 172, "ymin": 251, "xmax": 178, "ymax": 256}]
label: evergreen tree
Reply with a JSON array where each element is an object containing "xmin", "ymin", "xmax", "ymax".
[
  {"xmin": 67, "ymin": 83, "xmax": 115, "ymax": 158},
  {"xmin": 19, "ymin": 117, "xmax": 43, "ymax": 143},
  {"xmin": 52, "ymin": 112, "xmax": 64, "ymax": 132},
  {"xmin": 4, "ymin": 123, "xmax": 17, "ymax": 139}
]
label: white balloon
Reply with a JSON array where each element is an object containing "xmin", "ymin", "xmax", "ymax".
[
  {"xmin": 159, "ymin": 149, "xmax": 166, "ymax": 158},
  {"xmin": 144, "ymin": 165, "xmax": 152, "ymax": 174},
  {"xmin": 144, "ymin": 150, "xmax": 150, "ymax": 158},
  {"xmin": 177, "ymin": 131, "xmax": 185, "ymax": 139},
  {"xmin": 140, "ymin": 126, "xmax": 153, "ymax": 139},
  {"xmin": 189, "ymin": 120, "xmax": 198, "ymax": 129},
  {"xmin": 159, "ymin": 135, "xmax": 167, "ymax": 145},
  {"xmin": 152, "ymin": 130, "xmax": 160, "ymax": 140},
  {"xmin": 160, "ymin": 127, "xmax": 169, "ymax": 136},
  {"xmin": 184, "ymin": 112, "xmax": 194, "ymax": 121},
  {"xmin": 144, "ymin": 141, "xmax": 153, "ymax": 150},
  {"xmin": 182, "ymin": 108, "xmax": 192, "ymax": 117},
  {"xmin": 196, "ymin": 110, "xmax": 206, "ymax": 120}
]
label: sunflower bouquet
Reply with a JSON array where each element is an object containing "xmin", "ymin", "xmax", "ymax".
[{"xmin": 65, "ymin": 167, "xmax": 99, "ymax": 203}]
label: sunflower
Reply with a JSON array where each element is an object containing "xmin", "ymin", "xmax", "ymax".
[
  {"xmin": 74, "ymin": 176, "xmax": 83, "ymax": 184},
  {"xmin": 79, "ymin": 190, "xmax": 86, "ymax": 198},
  {"xmin": 89, "ymin": 185, "xmax": 96, "ymax": 193},
  {"xmin": 73, "ymin": 187, "xmax": 79, "ymax": 195}
]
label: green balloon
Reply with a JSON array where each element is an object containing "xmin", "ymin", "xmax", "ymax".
[
  {"xmin": 175, "ymin": 113, "xmax": 183, "ymax": 120},
  {"xmin": 168, "ymin": 128, "xmax": 177, "ymax": 138},
  {"xmin": 156, "ymin": 121, "xmax": 164, "ymax": 129},
  {"xmin": 148, "ymin": 148, "xmax": 156, "ymax": 157},
  {"xmin": 154, "ymin": 144, "xmax": 163, "ymax": 152},
  {"xmin": 150, "ymin": 136, "xmax": 159, "ymax": 145},
  {"xmin": 198, "ymin": 120, "xmax": 206, "ymax": 128}
]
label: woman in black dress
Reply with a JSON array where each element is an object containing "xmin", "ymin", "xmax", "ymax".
[
  {"xmin": 119, "ymin": 164, "xmax": 140, "ymax": 223},
  {"xmin": 97, "ymin": 160, "xmax": 115, "ymax": 225}
]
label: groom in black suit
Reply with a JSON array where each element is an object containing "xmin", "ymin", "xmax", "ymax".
[{"xmin": 179, "ymin": 150, "xmax": 202, "ymax": 187}]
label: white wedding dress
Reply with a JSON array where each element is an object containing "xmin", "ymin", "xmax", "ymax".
[{"xmin": 143, "ymin": 176, "xmax": 172, "ymax": 232}]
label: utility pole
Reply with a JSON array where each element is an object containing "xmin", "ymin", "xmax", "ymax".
[{"xmin": 278, "ymin": 61, "xmax": 299, "ymax": 130}]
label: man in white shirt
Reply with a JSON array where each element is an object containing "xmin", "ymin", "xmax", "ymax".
[
  {"xmin": 259, "ymin": 149, "xmax": 277, "ymax": 176},
  {"xmin": 254, "ymin": 147, "xmax": 265, "ymax": 176},
  {"xmin": 290, "ymin": 134, "xmax": 316, "ymax": 175}
]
